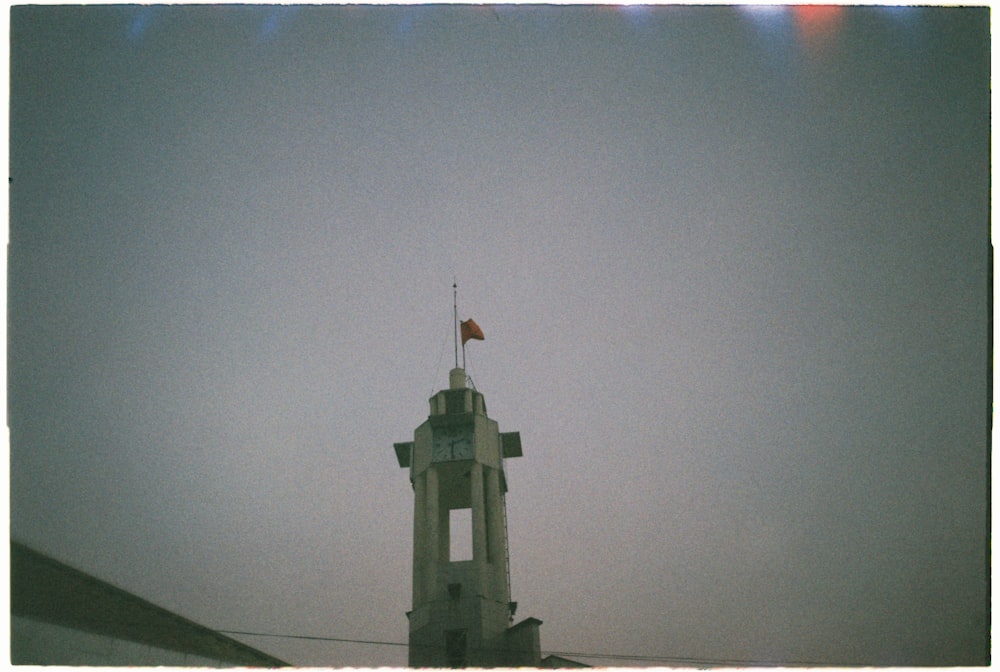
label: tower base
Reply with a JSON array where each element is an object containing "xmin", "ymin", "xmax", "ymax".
[{"xmin": 408, "ymin": 602, "xmax": 541, "ymax": 668}]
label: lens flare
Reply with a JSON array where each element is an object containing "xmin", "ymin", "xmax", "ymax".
[
  {"xmin": 127, "ymin": 6, "xmax": 158, "ymax": 42},
  {"xmin": 793, "ymin": 5, "xmax": 845, "ymax": 54}
]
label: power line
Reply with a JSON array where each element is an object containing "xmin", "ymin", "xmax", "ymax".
[
  {"xmin": 216, "ymin": 629, "xmax": 835, "ymax": 667},
  {"xmin": 219, "ymin": 630, "xmax": 408, "ymax": 648}
]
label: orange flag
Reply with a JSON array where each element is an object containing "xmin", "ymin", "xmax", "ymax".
[{"xmin": 460, "ymin": 319, "xmax": 484, "ymax": 345}]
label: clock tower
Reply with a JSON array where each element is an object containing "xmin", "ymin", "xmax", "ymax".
[{"xmin": 393, "ymin": 367, "xmax": 542, "ymax": 667}]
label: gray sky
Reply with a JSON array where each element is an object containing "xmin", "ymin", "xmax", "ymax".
[{"xmin": 8, "ymin": 5, "xmax": 990, "ymax": 667}]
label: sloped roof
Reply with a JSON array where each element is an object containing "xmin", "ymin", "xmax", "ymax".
[
  {"xmin": 540, "ymin": 653, "xmax": 590, "ymax": 668},
  {"xmin": 11, "ymin": 541, "xmax": 288, "ymax": 667}
]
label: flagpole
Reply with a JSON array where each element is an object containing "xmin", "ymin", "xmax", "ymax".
[{"xmin": 453, "ymin": 281, "xmax": 459, "ymax": 370}]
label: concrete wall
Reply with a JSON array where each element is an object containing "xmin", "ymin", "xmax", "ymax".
[{"xmin": 503, "ymin": 619, "xmax": 542, "ymax": 667}]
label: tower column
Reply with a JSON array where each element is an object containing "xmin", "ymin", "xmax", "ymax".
[
  {"xmin": 438, "ymin": 501, "xmax": 450, "ymax": 564},
  {"xmin": 412, "ymin": 471, "xmax": 427, "ymax": 606},
  {"xmin": 470, "ymin": 462, "xmax": 488, "ymax": 565},
  {"xmin": 425, "ymin": 468, "xmax": 440, "ymax": 601},
  {"xmin": 485, "ymin": 467, "xmax": 509, "ymax": 602}
]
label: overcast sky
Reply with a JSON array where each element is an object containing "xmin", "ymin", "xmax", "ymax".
[{"xmin": 8, "ymin": 4, "xmax": 990, "ymax": 667}]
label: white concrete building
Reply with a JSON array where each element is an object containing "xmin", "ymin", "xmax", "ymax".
[{"xmin": 394, "ymin": 367, "xmax": 542, "ymax": 667}]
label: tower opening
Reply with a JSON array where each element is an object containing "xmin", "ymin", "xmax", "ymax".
[{"xmin": 449, "ymin": 508, "xmax": 472, "ymax": 561}]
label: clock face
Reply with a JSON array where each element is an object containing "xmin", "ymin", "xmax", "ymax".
[{"xmin": 432, "ymin": 428, "xmax": 473, "ymax": 462}]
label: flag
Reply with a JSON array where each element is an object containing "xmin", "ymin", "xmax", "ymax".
[{"xmin": 461, "ymin": 319, "xmax": 484, "ymax": 345}]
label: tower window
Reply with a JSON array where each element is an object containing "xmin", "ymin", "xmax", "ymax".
[
  {"xmin": 445, "ymin": 629, "xmax": 467, "ymax": 668},
  {"xmin": 449, "ymin": 508, "xmax": 472, "ymax": 561},
  {"xmin": 447, "ymin": 582, "xmax": 462, "ymax": 600}
]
